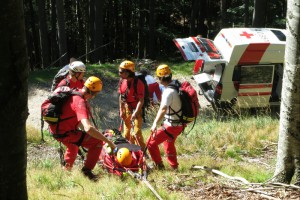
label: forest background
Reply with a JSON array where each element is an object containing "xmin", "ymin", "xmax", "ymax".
[{"xmin": 25, "ymin": 0, "xmax": 287, "ymax": 69}]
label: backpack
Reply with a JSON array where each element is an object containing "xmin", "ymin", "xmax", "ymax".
[
  {"xmin": 50, "ymin": 65, "xmax": 70, "ymax": 92},
  {"xmin": 168, "ymin": 80, "xmax": 200, "ymax": 128},
  {"xmin": 134, "ymin": 73, "xmax": 150, "ymax": 122},
  {"xmin": 41, "ymin": 86, "xmax": 82, "ymax": 130},
  {"xmin": 121, "ymin": 73, "xmax": 150, "ymax": 122}
]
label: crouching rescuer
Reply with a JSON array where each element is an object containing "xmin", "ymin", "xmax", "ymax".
[
  {"xmin": 147, "ymin": 64, "xmax": 185, "ymax": 170},
  {"xmin": 48, "ymin": 76, "xmax": 116, "ymax": 181}
]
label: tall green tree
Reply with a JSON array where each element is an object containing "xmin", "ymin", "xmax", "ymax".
[
  {"xmin": 0, "ymin": 0, "xmax": 28, "ymax": 199},
  {"xmin": 273, "ymin": 0, "xmax": 300, "ymax": 185}
]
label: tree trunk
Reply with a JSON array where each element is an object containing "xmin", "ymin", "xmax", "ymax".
[
  {"xmin": 0, "ymin": 0, "xmax": 28, "ymax": 199},
  {"xmin": 148, "ymin": 0, "xmax": 155, "ymax": 59},
  {"xmin": 273, "ymin": 0, "xmax": 300, "ymax": 186},
  {"xmin": 198, "ymin": 0, "xmax": 207, "ymax": 38},
  {"xmin": 220, "ymin": 0, "xmax": 227, "ymax": 28},
  {"xmin": 121, "ymin": 0, "xmax": 129, "ymax": 57},
  {"xmin": 94, "ymin": 0, "xmax": 104, "ymax": 63},
  {"xmin": 50, "ymin": 0, "xmax": 59, "ymax": 63},
  {"xmin": 190, "ymin": 0, "xmax": 198, "ymax": 36},
  {"xmin": 76, "ymin": 0, "xmax": 86, "ymax": 60},
  {"xmin": 252, "ymin": 0, "xmax": 267, "ymax": 27},
  {"xmin": 38, "ymin": 0, "xmax": 50, "ymax": 68},
  {"xmin": 28, "ymin": 0, "xmax": 42, "ymax": 69},
  {"xmin": 56, "ymin": 0, "xmax": 68, "ymax": 66},
  {"xmin": 138, "ymin": 0, "xmax": 146, "ymax": 59},
  {"xmin": 88, "ymin": 0, "xmax": 95, "ymax": 62},
  {"xmin": 244, "ymin": 0, "xmax": 250, "ymax": 27}
]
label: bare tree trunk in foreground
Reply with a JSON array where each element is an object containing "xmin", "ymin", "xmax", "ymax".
[
  {"xmin": 272, "ymin": 0, "xmax": 300, "ymax": 186},
  {"xmin": 0, "ymin": 0, "xmax": 29, "ymax": 199}
]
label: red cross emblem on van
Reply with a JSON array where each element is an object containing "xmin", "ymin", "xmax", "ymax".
[{"xmin": 240, "ymin": 31, "xmax": 254, "ymax": 39}]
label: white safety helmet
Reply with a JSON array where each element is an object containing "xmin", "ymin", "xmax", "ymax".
[{"xmin": 69, "ymin": 61, "xmax": 86, "ymax": 73}]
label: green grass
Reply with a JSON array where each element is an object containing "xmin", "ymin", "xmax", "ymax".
[
  {"xmin": 28, "ymin": 63, "xmax": 120, "ymax": 85},
  {"xmin": 28, "ymin": 61, "xmax": 193, "ymax": 85},
  {"xmin": 27, "ymin": 114, "xmax": 279, "ymax": 199}
]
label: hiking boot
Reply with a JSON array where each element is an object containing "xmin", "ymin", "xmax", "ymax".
[
  {"xmin": 155, "ymin": 162, "xmax": 165, "ymax": 170},
  {"xmin": 144, "ymin": 152, "xmax": 150, "ymax": 159},
  {"xmin": 81, "ymin": 167, "xmax": 99, "ymax": 182},
  {"xmin": 170, "ymin": 166, "xmax": 178, "ymax": 172},
  {"xmin": 64, "ymin": 163, "xmax": 73, "ymax": 171}
]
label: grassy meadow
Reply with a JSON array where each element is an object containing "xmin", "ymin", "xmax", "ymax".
[{"xmin": 27, "ymin": 61, "xmax": 280, "ymax": 199}]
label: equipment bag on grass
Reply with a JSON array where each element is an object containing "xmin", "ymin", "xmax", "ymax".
[
  {"xmin": 168, "ymin": 80, "xmax": 200, "ymax": 129},
  {"xmin": 100, "ymin": 129, "xmax": 147, "ymax": 177}
]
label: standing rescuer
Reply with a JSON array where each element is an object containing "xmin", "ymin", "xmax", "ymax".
[
  {"xmin": 147, "ymin": 64, "xmax": 185, "ymax": 170},
  {"xmin": 49, "ymin": 76, "xmax": 116, "ymax": 181},
  {"xmin": 118, "ymin": 60, "xmax": 146, "ymax": 150}
]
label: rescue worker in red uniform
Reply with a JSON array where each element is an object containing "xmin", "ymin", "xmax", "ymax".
[
  {"xmin": 118, "ymin": 60, "xmax": 146, "ymax": 150},
  {"xmin": 147, "ymin": 64, "xmax": 185, "ymax": 170},
  {"xmin": 49, "ymin": 76, "xmax": 116, "ymax": 181},
  {"xmin": 55, "ymin": 60, "xmax": 86, "ymax": 90}
]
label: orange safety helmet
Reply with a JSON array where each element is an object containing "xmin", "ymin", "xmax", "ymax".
[
  {"xmin": 84, "ymin": 76, "xmax": 103, "ymax": 92},
  {"xmin": 116, "ymin": 148, "xmax": 132, "ymax": 167},
  {"xmin": 119, "ymin": 60, "xmax": 135, "ymax": 72},
  {"xmin": 156, "ymin": 64, "xmax": 171, "ymax": 77}
]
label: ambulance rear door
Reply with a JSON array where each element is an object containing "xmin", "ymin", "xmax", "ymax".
[
  {"xmin": 173, "ymin": 37, "xmax": 202, "ymax": 61},
  {"xmin": 236, "ymin": 65, "xmax": 274, "ymax": 108}
]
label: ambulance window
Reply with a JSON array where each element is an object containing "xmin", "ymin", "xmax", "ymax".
[
  {"xmin": 240, "ymin": 65, "xmax": 274, "ymax": 84},
  {"xmin": 187, "ymin": 42, "xmax": 199, "ymax": 52},
  {"xmin": 232, "ymin": 66, "xmax": 240, "ymax": 81},
  {"xmin": 199, "ymin": 38, "xmax": 222, "ymax": 59},
  {"xmin": 271, "ymin": 30, "xmax": 286, "ymax": 41}
]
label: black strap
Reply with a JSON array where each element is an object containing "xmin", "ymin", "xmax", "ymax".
[
  {"xmin": 40, "ymin": 112, "xmax": 45, "ymax": 142},
  {"xmin": 52, "ymin": 130, "xmax": 86, "ymax": 147},
  {"xmin": 162, "ymin": 126, "xmax": 174, "ymax": 139},
  {"xmin": 73, "ymin": 131, "xmax": 86, "ymax": 146}
]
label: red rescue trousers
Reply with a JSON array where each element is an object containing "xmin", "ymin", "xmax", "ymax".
[
  {"xmin": 147, "ymin": 123, "xmax": 184, "ymax": 169},
  {"xmin": 56, "ymin": 131, "xmax": 103, "ymax": 170}
]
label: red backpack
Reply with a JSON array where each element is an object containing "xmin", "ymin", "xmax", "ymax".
[
  {"xmin": 40, "ymin": 87, "xmax": 82, "ymax": 140},
  {"xmin": 168, "ymin": 80, "xmax": 200, "ymax": 129}
]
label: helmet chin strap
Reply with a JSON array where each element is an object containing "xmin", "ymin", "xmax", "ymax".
[{"xmin": 75, "ymin": 72, "xmax": 81, "ymax": 80}]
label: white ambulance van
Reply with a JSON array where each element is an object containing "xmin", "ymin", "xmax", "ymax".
[{"xmin": 173, "ymin": 28, "xmax": 286, "ymax": 111}]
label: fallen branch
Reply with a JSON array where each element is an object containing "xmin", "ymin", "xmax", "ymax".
[
  {"xmin": 126, "ymin": 169, "xmax": 163, "ymax": 200},
  {"xmin": 271, "ymin": 182, "xmax": 300, "ymax": 190},
  {"xmin": 191, "ymin": 165, "xmax": 250, "ymax": 184},
  {"xmin": 260, "ymin": 194, "xmax": 281, "ymax": 200}
]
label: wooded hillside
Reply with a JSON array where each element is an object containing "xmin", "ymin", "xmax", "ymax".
[{"xmin": 24, "ymin": 0, "xmax": 287, "ymax": 69}]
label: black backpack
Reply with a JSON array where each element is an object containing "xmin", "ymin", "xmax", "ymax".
[
  {"xmin": 134, "ymin": 73, "xmax": 150, "ymax": 122},
  {"xmin": 121, "ymin": 73, "xmax": 150, "ymax": 122},
  {"xmin": 50, "ymin": 65, "xmax": 70, "ymax": 92}
]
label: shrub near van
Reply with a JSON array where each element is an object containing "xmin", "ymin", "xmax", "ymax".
[{"xmin": 174, "ymin": 28, "xmax": 286, "ymax": 112}]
